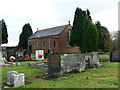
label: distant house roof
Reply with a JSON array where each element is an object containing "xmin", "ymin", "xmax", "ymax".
[{"xmin": 28, "ymin": 24, "xmax": 68, "ymax": 39}]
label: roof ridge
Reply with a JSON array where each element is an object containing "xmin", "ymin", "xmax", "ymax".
[{"xmin": 37, "ymin": 24, "xmax": 68, "ymax": 32}]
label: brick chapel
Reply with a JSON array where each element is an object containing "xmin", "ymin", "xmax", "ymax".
[{"xmin": 28, "ymin": 22, "xmax": 80, "ymax": 53}]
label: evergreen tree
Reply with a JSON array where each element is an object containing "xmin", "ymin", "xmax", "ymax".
[
  {"xmin": 18, "ymin": 23, "xmax": 33, "ymax": 50},
  {"xmin": 86, "ymin": 9, "xmax": 92, "ymax": 21},
  {"xmin": 86, "ymin": 22, "xmax": 98, "ymax": 52},
  {"xmin": 96, "ymin": 21, "xmax": 111, "ymax": 51},
  {"xmin": 2, "ymin": 19, "xmax": 8, "ymax": 44},
  {"xmin": 82, "ymin": 10, "xmax": 92, "ymax": 52},
  {"xmin": 70, "ymin": 7, "xmax": 86, "ymax": 52}
]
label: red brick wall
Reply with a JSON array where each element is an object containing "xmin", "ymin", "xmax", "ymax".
[
  {"xmin": 28, "ymin": 25, "xmax": 80, "ymax": 53},
  {"xmin": 59, "ymin": 25, "xmax": 80, "ymax": 53}
]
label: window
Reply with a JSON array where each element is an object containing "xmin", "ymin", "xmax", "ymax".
[
  {"xmin": 43, "ymin": 41, "xmax": 46, "ymax": 48},
  {"xmin": 53, "ymin": 41, "xmax": 57, "ymax": 48},
  {"xmin": 36, "ymin": 41, "xmax": 38, "ymax": 49},
  {"xmin": 67, "ymin": 29, "xmax": 71, "ymax": 47}
]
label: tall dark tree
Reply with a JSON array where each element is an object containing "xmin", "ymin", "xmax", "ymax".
[
  {"xmin": 82, "ymin": 9, "xmax": 92, "ymax": 52},
  {"xmin": 2, "ymin": 19, "xmax": 8, "ymax": 44},
  {"xmin": 18, "ymin": 23, "xmax": 33, "ymax": 50},
  {"xmin": 86, "ymin": 9, "xmax": 92, "ymax": 21},
  {"xmin": 96, "ymin": 21, "xmax": 111, "ymax": 51},
  {"xmin": 70, "ymin": 7, "xmax": 86, "ymax": 52},
  {"xmin": 86, "ymin": 22, "xmax": 98, "ymax": 52}
]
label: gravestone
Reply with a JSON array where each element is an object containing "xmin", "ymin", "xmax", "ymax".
[
  {"xmin": 23, "ymin": 49, "xmax": 31, "ymax": 58},
  {"xmin": 45, "ymin": 50, "xmax": 61, "ymax": 78},
  {"xmin": 6, "ymin": 71, "xmax": 18, "ymax": 86},
  {"xmin": 36, "ymin": 50, "xmax": 44, "ymax": 60},
  {"xmin": 6, "ymin": 50, "xmax": 16, "ymax": 61},
  {"xmin": 12, "ymin": 73, "xmax": 25, "ymax": 87},
  {"xmin": 63, "ymin": 54, "xmax": 86, "ymax": 73},
  {"xmin": 110, "ymin": 50, "xmax": 120, "ymax": 62},
  {"xmin": 6, "ymin": 71, "xmax": 25, "ymax": 87},
  {"xmin": 88, "ymin": 52, "xmax": 102, "ymax": 68}
]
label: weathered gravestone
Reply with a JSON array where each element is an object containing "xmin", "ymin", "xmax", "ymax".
[
  {"xmin": 6, "ymin": 50, "xmax": 16, "ymax": 61},
  {"xmin": 44, "ymin": 51, "xmax": 61, "ymax": 79},
  {"xmin": 63, "ymin": 54, "xmax": 86, "ymax": 73},
  {"xmin": 16, "ymin": 52, "xmax": 23, "ymax": 60},
  {"xmin": 110, "ymin": 50, "xmax": 120, "ymax": 62},
  {"xmin": 88, "ymin": 52, "xmax": 102, "ymax": 68},
  {"xmin": 36, "ymin": 50, "xmax": 44, "ymax": 60},
  {"xmin": 23, "ymin": 49, "xmax": 31, "ymax": 58},
  {"xmin": 6, "ymin": 71, "xmax": 25, "ymax": 87}
]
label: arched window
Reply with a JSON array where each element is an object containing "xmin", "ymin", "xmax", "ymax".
[
  {"xmin": 53, "ymin": 41, "xmax": 57, "ymax": 48},
  {"xmin": 67, "ymin": 29, "xmax": 71, "ymax": 47}
]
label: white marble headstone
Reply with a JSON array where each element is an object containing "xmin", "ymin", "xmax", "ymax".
[
  {"xmin": 36, "ymin": 50, "xmax": 44, "ymax": 60},
  {"xmin": 6, "ymin": 71, "xmax": 25, "ymax": 87},
  {"xmin": 7, "ymin": 71, "xmax": 18, "ymax": 86},
  {"xmin": 12, "ymin": 73, "xmax": 25, "ymax": 87}
]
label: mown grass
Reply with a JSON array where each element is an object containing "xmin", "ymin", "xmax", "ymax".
[
  {"xmin": 99, "ymin": 55, "xmax": 109, "ymax": 59},
  {"xmin": 2, "ymin": 61, "xmax": 44, "ymax": 88},
  {"xmin": 2, "ymin": 61, "xmax": 119, "ymax": 88}
]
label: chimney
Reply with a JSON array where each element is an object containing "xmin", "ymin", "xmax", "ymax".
[
  {"xmin": 68, "ymin": 21, "xmax": 70, "ymax": 25},
  {"xmin": 37, "ymin": 28, "xmax": 38, "ymax": 31}
]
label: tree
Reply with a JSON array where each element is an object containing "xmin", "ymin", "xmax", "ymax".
[
  {"xmin": 17, "ymin": 23, "xmax": 33, "ymax": 50},
  {"xmin": 86, "ymin": 22, "xmax": 98, "ymax": 52},
  {"xmin": 96, "ymin": 21, "xmax": 111, "ymax": 51},
  {"xmin": 2, "ymin": 19, "xmax": 8, "ymax": 44},
  {"xmin": 86, "ymin": 9, "xmax": 92, "ymax": 21},
  {"xmin": 82, "ymin": 10, "xmax": 92, "ymax": 52},
  {"xmin": 70, "ymin": 7, "xmax": 86, "ymax": 52}
]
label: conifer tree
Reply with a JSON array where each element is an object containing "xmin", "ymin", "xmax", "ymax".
[
  {"xmin": 18, "ymin": 23, "xmax": 33, "ymax": 50},
  {"xmin": 86, "ymin": 22, "xmax": 98, "ymax": 52},
  {"xmin": 2, "ymin": 19, "xmax": 8, "ymax": 44}
]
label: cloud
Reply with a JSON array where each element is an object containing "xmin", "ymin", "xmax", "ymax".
[
  {"xmin": 92, "ymin": 5, "xmax": 118, "ymax": 32},
  {"xmin": 0, "ymin": 0, "xmax": 119, "ymax": 46}
]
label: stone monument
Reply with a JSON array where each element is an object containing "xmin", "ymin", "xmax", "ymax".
[
  {"xmin": 44, "ymin": 49, "xmax": 61, "ymax": 79},
  {"xmin": 110, "ymin": 50, "xmax": 120, "ymax": 62},
  {"xmin": 88, "ymin": 52, "xmax": 102, "ymax": 68},
  {"xmin": 63, "ymin": 54, "xmax": 86, "ymax": 73},
  {"xmin": 6, "ymin": 71, "xmax": 25, "ymax": 87}
]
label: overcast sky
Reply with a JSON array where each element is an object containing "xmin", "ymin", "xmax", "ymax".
[{"xmin": 0, "ymin": 0, "xmax": 119, "ymax": 46}]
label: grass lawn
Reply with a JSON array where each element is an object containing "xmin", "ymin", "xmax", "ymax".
[
  {"xmin": 1, "ymin": 61, "xmax": 119, "ymax": 88},
  {"xmin": 99, "ymin": 55, "xmax": 110, "ymax": 60}
]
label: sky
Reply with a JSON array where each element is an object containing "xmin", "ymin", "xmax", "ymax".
[{"xmin": 0, "ymin": 0, "xmax": 119, "ymax": 46}]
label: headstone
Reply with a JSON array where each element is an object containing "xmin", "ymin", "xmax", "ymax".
[
  {"xmin": 6, "ymin": 71, "xmax": 18, "ymax": 86},
  {"xmin": 36, "ymin": 50, "xmax": 44, "ymax": 60},
  {"xmin": 88, "ymin": 52, "xmax": 102, "ymax": 68},
  {"xmin": 110, "ymin": 50, "xmax": 120, "ymax": 62},
  {"xmin": 12, "ymin": 73, "xmax": 25, "ymax": 87},
  {"xmin": 45, "ymin": 52, "xmax": 61, "ymax": 78},
  {"xmin": 23, "ymin": 49, "xmax": 31, "ymax": 58},
  {"xmin": 63, "ymin": 54, "xmax": 86, "ymax": 73},
  {"xmin": 7, "ymin": 50, "xmax": 16, "ymax": 61},
  {"xmin": 6, "ymin": 71, "xmax": 25, "ymax": 87},
  {"xmin": 89, "ymin": 52, "xmax": 99, "ymax": 66}
]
